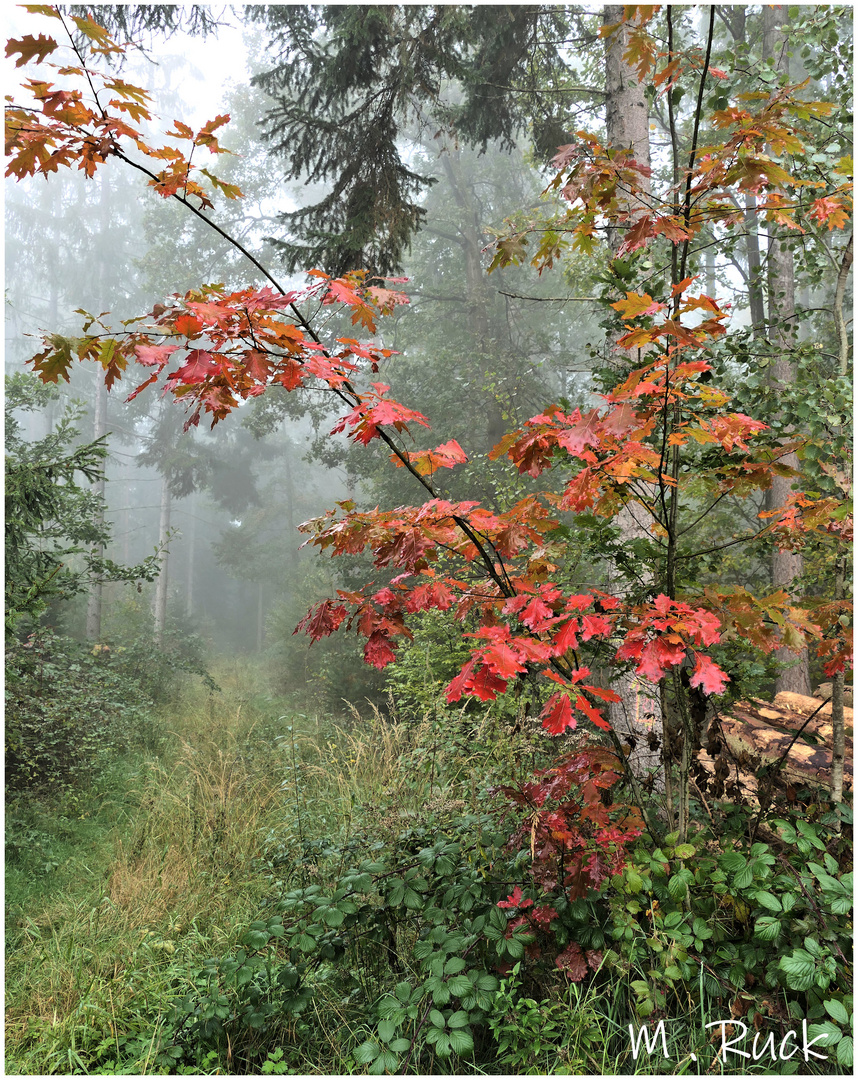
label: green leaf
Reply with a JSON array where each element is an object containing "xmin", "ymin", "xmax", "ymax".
[
  {"xmin": 429, "ymin": 1009, "xmax": 446, "ymax": 1029},
  {"xmin": 807, "ymin": 1020, "xmax": 841, "ymax": 1046},
  {"xmin": 353, "ymin": 1039, "xmax": 380, "ymax": 1064},
  {"xmin": 692, "ymin": 917, "xmax": 713, "ymax": 940},
  {"xmin": 824, "ymin": 999, "xmax": 849, "ymax": 1025},
  {"xmin": 447, "ymin": 1010, "xmax": 470, "ymax": 1030},
  {"xmin": 779, "ymin": 949, "xmax": 816, "ymax": 991},
  {"xmin": 242, "ymin": 928, "xmax": 270, "ymax": 950},
  {"xmin": 780, "ymin": 891, "xmax": 797, "ymax": 914},
  {"xmin": 734, "ymin": 862, "xmax": 755, "ymax": 889},
  {"xmin": 754, "ymin": 891, "xmax": 782, "ymax": 912},
  {"xmin": 389, "ymin": 1038, "xmax": 411, "ymax": 1053},
  {"xmin": 448, "ymin": 1027, "xmax": 474, "ymax": 1056},
  {"xmin": 673, "ymin": 844, "xmax": 695, "ymax": 859},
  {"xmin": 377, "ymin": 1018, "xmax": 397, "ymax": 1042},
  {"xmin": 444, "ymin": 956, "xmax": 467, "ymax": 975},
  {"xmin": 667, "ymin": 873, "xmax": 689, "ymax": 902},
  {"xmin": 447, "ymin": 974, "xmax": 474, "ymax": 996},
  {"xmin": 503, "ymin": 936, "xmax": 523, "ymax": 958},
  {"xmin": 754, "ymin": 916, "xmax": 782, "ymax": 942},
  {"xmin": 796, "ymin": 819, "xmax": 825, "ymax": 849},
  {"xmin": 836, "ymin": 1036, "xmax": 853, "ymax": 1068},
  {"xmin": 372, "ymin": 1050, "xmax": 399, "ymax": 1074}
]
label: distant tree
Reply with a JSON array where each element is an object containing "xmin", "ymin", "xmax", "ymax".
[{"xmin": 5, "ymin": 374, "xmax": 157, "ymax": 629}]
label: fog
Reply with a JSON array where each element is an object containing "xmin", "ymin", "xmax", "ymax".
[{"xmin": 4, "ymin": 7, "xmax": 614, "ymax": 703}]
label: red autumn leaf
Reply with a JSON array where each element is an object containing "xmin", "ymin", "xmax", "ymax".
[
  {"xmin": 446, "ymin": 659, "xmax": 477, "ymax": 702},
  {"xmin": 670, "ymin": 275, "xmax": 699, "ymax": 297},
  {"xmin": 635, "ymin": 639, "xmax": 669, "ymax": 682},
  {"xmin": 275, "ymin": 359, "xmax": 304, "ymax": 390},
  {"xmin": 405, "ymin": 580, "xmax": 455, "ymax": 612},
  {"xmin": 552, "ymin": 619, "xmax": 580, "ymax": 654},
  {"xmin": 688, "ymin": 654, "xmax": 730, "ymax": 695},
  {"xmin": 561, "ymin": 469, "xmax": 597, "ymax": 511},
  {"xmin": 398, "ymin": 438, "xmax": 467, "ymax": 475},
  {"xmin": 498, "ymin": 886, "xmax": 532, "ymax": 910},
  {"xmin": 519, "ymin": 596, "xmax": 555, "ymax": 630},
  {"xmin": 574, "ymin": 694, "xmax": 608, "ymax": 729},
  {"xmin": 481, "ymin": 642, "xmax": 527, "ymax": 680},
  {"xmin": 541, "ymin": 692, "xmax": 576, "ymax": 735},
  {"xmin": 615, "ymin": 214, "xmax": 653, "ymax": 257},
  {"xmin": 467, "ymin": 666, "xmax": 508, "ymax": 701},
  {"xmin": 241, "ymin": 349, "xmax": 272, "ymax": 383},
  {"xmin": 555, "ymin": 942, "xmax": 588, "ymax": 982},
  {"xmin": 567, "ymin": 594, "xmax": 597, "ymax": 612},
  {"xmin": 173, "ymin": 312, "xmax": 203, "ymax": 337},
  {"xmin": 363, "ymin": 630, "xmax": 397, "ymax": 670},
  {"xmin": 295, "ymin": 600, "xmax": 348, "ymax": 641},
  {"xmin": 581, "ymin": 614, "xmax": 613, "ymax": 641},
  {"xmin": 135, "ymin": 343, "xmax": 177, "ymax": 367},
  {"xmin": 610, "ymin": 291, "xmax": 666, "ymax": 319},
  {"xmin": 172, "ymin": 349, "xmax": 218, "ymax": 384},
  {"xmin": 556, "ymin": 409, "xmax": 602, "ymax": 458}
]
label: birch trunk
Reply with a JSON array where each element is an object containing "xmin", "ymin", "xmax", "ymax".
[{"xmin": 603, "ymin": 5, "xmax": 661, "ymax": 778}]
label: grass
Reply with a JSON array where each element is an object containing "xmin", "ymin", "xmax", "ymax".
[{"xmin": 5, "ymin": 662, "xmax": 312, "ymax": 1074}]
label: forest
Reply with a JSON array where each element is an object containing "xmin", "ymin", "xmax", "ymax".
[{"xmin": 4, "ymin": 4, "xmax": 853, "ymax": 1076}]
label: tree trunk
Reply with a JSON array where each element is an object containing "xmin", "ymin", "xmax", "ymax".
[
  {"xmin": 743, "ymin": 195, "xmax": 767, "ymax": 336},
  {"xmin": 763, "ymin": 6, "xmax": 810, "ymax": 697},
  {"xmin": 603, "ymin": 5, "xmax": 662, "ymax": 779},
  {"xmin": 185, "ymin": 491, "xmax": 196, "ymax": 619},
  {"xmin": 829, "ymin": 234, "xmax": 852, "ymax": 826},
  {"xmin": 439, "ymin": 149, "xmax": 506, "ymax": 449},
  {"xmin": 154, "ymin": 477, "xmax": 171, "ymax": 644},
  {"xmin": 85, "ymin": 374, "xmax": 107, "ymax": 640}
]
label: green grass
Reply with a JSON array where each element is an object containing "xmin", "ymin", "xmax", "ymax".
[{"xmin": 5, "ymin": 662, "xmax": 316, "ymax": 1074}]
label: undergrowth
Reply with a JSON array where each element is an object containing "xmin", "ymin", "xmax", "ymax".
[{"xmin": 5, "ymin": 661, "xmax": 853, "ymax": 1075}]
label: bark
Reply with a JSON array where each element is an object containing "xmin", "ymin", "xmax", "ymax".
[
  {"xmin": 439, "ymin": 149, "xmax": 505, "ymax": 448},
  {"xmin": 762, "ymin": 6, "xmax": 810, "ymax": 697},
  {"xmin": 85, "ymin": 374, "xmax": 107, "ymax": 640},
  {"xmin": 185, "ymin": 492, "xmax": 196, "ymax": 619},
  {"xmin": 830, "ymin": 234, "xmax": 852, "ymax": 826},
  {"xmin": 153, "ymin": 477, "xmax": 171, "ymax": 644},
  {"xmin": 85, "ymin": 175, "xmax": 112, "ymax": 640},
  {"xmin": 743, "ymin": 195, "xmax": 767, "ymax": 336},
  {"xmin": 603, "ymin": 5, "xmax": 661, "ymax": 779},
  {"xmin": 830, "ymin": 558, "xmax": 845, "ymax": 823}
]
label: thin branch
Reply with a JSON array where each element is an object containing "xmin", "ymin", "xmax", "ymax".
[
  {"xmin": 498, "ymin": 290, "xmax": 600, "ymax": 302},
  {"xmin": 834, "ymin": 232, "xmax": 853, "ymax": 377}
]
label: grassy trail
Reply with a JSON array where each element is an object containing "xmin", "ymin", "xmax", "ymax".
[{"xmin": 5, "ymin": 663, "xmax": 328, "ymax": 1075}]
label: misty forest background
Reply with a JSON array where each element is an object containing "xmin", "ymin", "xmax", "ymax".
[{"xmin": 5, "ymin": 4, "xmax": 853, "ymax": 1077}]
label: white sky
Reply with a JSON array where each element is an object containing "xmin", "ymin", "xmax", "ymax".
[{"xmin": 2, "ymin": 5, "xmax": 251, "ymax": 132}]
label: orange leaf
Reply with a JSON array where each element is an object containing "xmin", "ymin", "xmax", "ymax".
[{"xmin": 6, "ymin": 33, "xmax": 57, "ymax": 66}]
